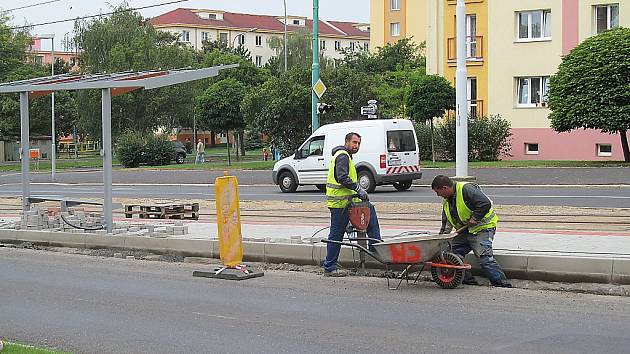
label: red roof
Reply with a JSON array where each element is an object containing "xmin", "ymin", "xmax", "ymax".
[{"xmin": 149, "ymin": 8, "xmax": 369, "ymax": 38}]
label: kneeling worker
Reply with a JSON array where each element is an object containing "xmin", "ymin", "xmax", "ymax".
[
  {"xmin": 431, "ymin": 175, "xmax": 512, "ymax": 287},
  {"xmin": 323, "ymin": 132, "xmax": 381, "ymax": 277}
]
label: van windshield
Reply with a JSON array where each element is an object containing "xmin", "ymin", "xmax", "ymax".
[{"xmin": 387, "ymin": 130, "xmax": 416, "ymax": 152}]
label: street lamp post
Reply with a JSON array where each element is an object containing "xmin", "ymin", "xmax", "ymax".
[
  {"xmin": 311, "ymin": 0, "xmax": 320, "ymax": 133},
  {"xmin": 455, "ymin": 0, "xmax": 469, "ymax": 178},
  {"xmin": 38, "ymin": 34, "xmax": 57, "ymax": 181}
]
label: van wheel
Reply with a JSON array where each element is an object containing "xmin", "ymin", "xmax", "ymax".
[
  {"xmin": 357, "ymin": 170, "xmax": 376, "ymax": 193},
  {"xmin": 393, "ymin": 180, "xmax": 413, "ymax": 191},
  {"xmin": 316, "ymin": 184, "xmax": 327, "ymax": 192},
  {"xmin": 278, "ymin": 171, "xmax": 298, "ymax": 193}
]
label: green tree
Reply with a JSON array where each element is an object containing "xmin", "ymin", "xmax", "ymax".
[
  {"xmin": 241, "ymin": 67, "xmax": 311, "ymax": 155},
  {"xmin": 266, "ymin": 29, "xmax": 333, "ymax": 76},
  {"xmin": 406, "ymin": 74, "xmax": 455, "ymax": 162},
  {"xmin": 548, "ymin": 27, "xmax": 630, "ymax": 162},
  {"xmin": 195, "ymin": 78, "xmax": 246, "ymax": 158},
  {"xmin": 320, "ymin": 66, "xmax": 377, "ymax": 123},
  {"xmin": 342, "ymin": 38, "xmax": 426, "ymax": 75},
  {"xmin": 73, "ymin": 4, "xmax": 198, "ymax": 139}
]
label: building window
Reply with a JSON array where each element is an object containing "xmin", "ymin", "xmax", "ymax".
[
  {"xmin": 363, "ymin": 42, "xmax": 369, "ymax": 51},
  {"xmin": 335, "ymin": 41, "xmax": 341, "ymax": 51},
  {"xmin": 208, "ymin": 13, "xmax": 217, "ymax": 20},
  {"xmin": 293, "ymin": 19, "xmax": 300, "ymax": 25},
  {"xmin": 34, "ymin": 56, "xmax": 43, "ymax": 65},
  {"xmin": 597, "ymin": 144, "xmax": 613, "ymax": 157},
  {"xmin": 320, "ymin": 40, "xmax": 326, "ymax": 50},
  {"xmin": 391, "ymin": 0, "xmax": 401, "ymax": 11},
  {"xmin": 517, "ymin": 10, "xmax": 552, "ymax": 40},
  {"xmin": 201, "ymin": 32, "xmax": 209, "ymax": 41},
  {"xmin": 238, "ymin": 34, "xmax": 245, "ymax": 46},
  {"xmin": 180, "ymin": 30, "xmax": 190, "ymax": 42},
  {"xmin": 350, "ymin": 42, "xmax": 356, "ymax": 51},
  {"xmin": 525, "ymin": 143, "xmax": 539, "ymax": 155},
  {"xmin": 390, "ymin": 22, "xmax": 401, "ymax": 37},
  {"xmin": 255, "ymin": 35, "xmax": 262, "ymax": 46},
  {"xmin": 517, "ymin": 76, "xmax": 550, "ymax": 107},
  {"xmin": 466, "ymin": 14, "xmax": 478, "ymax": 58},
  {"xmin": 594, "ymin": 4, "xmax": 619, "ymax": 34},
  {"xmin": 255, "ymin": 55, "xmax": 263, "ymax": 67},
  {"xmin": 219, "ymin": 32, "xmax": 228, "ymax": 44}
]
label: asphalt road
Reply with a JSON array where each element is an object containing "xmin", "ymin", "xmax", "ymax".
[
  {"xmin": 2, "ymin": 248, "xmax": 630, "ymax": 354},
  {"xmin": 1, "ymin": 183, "xmax": 629, "ymax": 207},
  {"xmin": 1, "ymin": 166, "xmax": 630, "ymax": 186}
]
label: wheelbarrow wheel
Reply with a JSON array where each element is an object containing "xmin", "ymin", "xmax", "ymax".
[{"xmin": 430, "ymin": 252, "xmax": 465, "ymax": 289}]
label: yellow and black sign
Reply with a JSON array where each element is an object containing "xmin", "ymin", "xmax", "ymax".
[{"xmin": 215, "ymin": 174, "xmax": 243, "ymax": 267}]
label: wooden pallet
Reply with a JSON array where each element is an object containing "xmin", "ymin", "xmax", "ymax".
[{"xmin": 124, "ymin": 202, "xmax": 199, "ymax": 220}]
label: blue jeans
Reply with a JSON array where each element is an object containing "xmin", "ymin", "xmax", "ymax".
[
  {"xmin": 323, "ymin": 203, "xmax": 381, "ymax": 272},
  {"xmin": 452, "ymin": 227, "xmax": 508, "ymax": 285},
  {"xmin": 195, "ymin": 153, "xmax": 204, "ymax": 164}
]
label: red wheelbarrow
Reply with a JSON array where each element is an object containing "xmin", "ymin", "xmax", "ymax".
[{"xmin": 322, "ymin": 231, "xmax": 471, "ymax": 290}]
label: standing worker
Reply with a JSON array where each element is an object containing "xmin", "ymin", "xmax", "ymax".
[
  {"xmin": 431, "ymin": 175, "xmax": 512, "ymax": 288},
  {"xmin": 323, "ymin": 132, "xmax": 382, "ymax": 277},
  {"xmin": 195, "ymin": 138, "xmax": 205, "ymax": 164}
]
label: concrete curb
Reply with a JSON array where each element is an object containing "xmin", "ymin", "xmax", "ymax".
[{"xmin": 2, "ymin": 229, "xmax": 630, "ymax": 285}]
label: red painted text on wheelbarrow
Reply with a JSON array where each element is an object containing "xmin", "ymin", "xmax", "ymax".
[{"xmin": 389, "ymin": 244, "xmax": 421, "ymax": 263}]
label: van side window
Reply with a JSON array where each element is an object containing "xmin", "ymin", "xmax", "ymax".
[
  {"xmin": 387, "ymin": 130, "xmax": 416, "ymax": 152},
  {"xmin": 299, "ymin": 136, "xmax": 325, "ymax": 158}
]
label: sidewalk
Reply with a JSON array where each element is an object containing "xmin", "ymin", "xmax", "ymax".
[{"xmin": 2, "ymin": 217, "xmax": 629, "ymax": 285}]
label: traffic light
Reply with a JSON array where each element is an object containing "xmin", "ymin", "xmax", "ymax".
[{"xmin": 317, "ymin": 102, "xmax": 335, "ymax": 115}]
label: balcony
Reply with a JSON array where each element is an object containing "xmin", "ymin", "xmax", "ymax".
[
  {"xmin": 447, "ymin": 36, "xmax": 484, "ymax": 62},
  {"xmin": 446, "ymin": 100, "xmax": 484, "ymax": 119}
]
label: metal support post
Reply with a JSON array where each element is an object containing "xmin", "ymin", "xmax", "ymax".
[
  {"xmin": 51, "ymin": 39, "xmax": 56, "ymax": 181},
  {"xmin": 311, "ymin": 0, "xmax": 320, "ymax": 133},
  {"xmin": 20, "ymin": 92, "xmax": 30, "ymax": 212},
  {"xmin": 455, "ymin": 0, "xmax": 469, "ymax": 178},
  {"xmin": 101, "ymin": 88, "xmax": 113, "ymax": 232},
  {"xmin": 284, "ymin": 0, "xmax": 288, "ymax": 72}
]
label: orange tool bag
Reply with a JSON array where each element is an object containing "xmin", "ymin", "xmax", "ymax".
[{"xmin": 348, "ymin": 200, "xmax": 371, "ymax": 232}]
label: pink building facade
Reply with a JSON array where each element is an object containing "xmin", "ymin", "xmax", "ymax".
[{"xmin": 489, "ymin": 1, "xmax": 627, "ymax": 161}]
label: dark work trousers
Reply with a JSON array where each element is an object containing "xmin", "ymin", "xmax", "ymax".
[
  {"xmin": 323, "ymin": 203, "xmax": 381, "ymax": 272},
  {"xmin": 452, "ymin": 227, "xmax": 508, "ymax": 285}
]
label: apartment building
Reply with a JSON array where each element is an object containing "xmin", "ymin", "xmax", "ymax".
[
  {"xmin": 28, "ymin": 37, "xmax": 80, "ymax": 70},
  {"xmin": 150, "ymin": 8, "xmax": 370, "ymax": 67},
  {"xmin": 371, "ymin": 0, "xmax": 628, "ymax": 160}
]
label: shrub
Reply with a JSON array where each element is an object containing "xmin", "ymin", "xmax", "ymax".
[
  {"xmin": 115, "ymin": 131, "xmax": 145, "ymax": 168},
  {"xmin": 413, "ymin": 121, "xmax": 434, "ymax": 161},
  {"xmin": 144, "ymin": 134, "xmax": 174, "ymax": 166},
  {"xmin": 435, "ymin": 114, "xmax": 512, "ymax": 161},
  {"xmin": 243, "ymin": 130, "xmax": 263, "ymax": 150}
]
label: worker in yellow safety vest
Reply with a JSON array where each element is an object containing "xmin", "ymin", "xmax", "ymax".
[
  {"xmin": 432, "ymin": 175, "xmax": 512, "ymax": 288},
  {"xmin": 323, "ymin": 132, "xmax": 381, "ymax": 277}
]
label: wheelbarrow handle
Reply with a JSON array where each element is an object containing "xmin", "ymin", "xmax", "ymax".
[
  {"xmin": 320, "ymin": 239, "xmax": 384, "ymax": 264},
  {"xmin": 346, "ymin": 237, "xmax": 383, "ymax": 244}
]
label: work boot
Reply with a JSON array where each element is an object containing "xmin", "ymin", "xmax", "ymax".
[
  {"xmin": 492, "ymin": 280, "xmax": 513, "ymax": 288},
  {"xmin": 462, "ymin": 277, "xmax": 480, "ymax": 286},
  {"xmin": 324, "ymin": 269, "xmax": 349, "ymax": 277}
]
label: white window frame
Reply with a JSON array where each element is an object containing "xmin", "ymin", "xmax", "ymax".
[
  {"xmin": 350, "ymin": 42, "xmax": 356, "ymax": 51},
  {"xmin": 516, "ymin": 10, "xmax": 552, "ymax": 41},
  {"xmin": 180, "ymin": 30, "xmax": 190, "ymax": 42},
  {"xmin": 390, "ymin": 22, "xmax": 401, "ymax": 37},
  {"xmin": 391, "ymin": 0, "xmax": 401, "ymax": 11},
  {"xmin": 219, "ymin": 32, "xmax": 228, "ymax": 44},
  {"xmin": 255, "ymin": 55, "xmax": 263, "ymax": 67},
  {"xmin": 320, "ymin": 40, "xmax": 326, "ymax": 51},
  {"xmin": 201, "ymin": 32, "xmax": 209, "ymax": 41},
  {"xmin": 597, "ymin": 143, "xmax": 613, "ymax": 157},
  {"xmin": 334, "ymin": 41, "xmax": 341, "ymax": 51},
  {"xmin": 516, "ymin": 76, "xmax": 550, "ymax": 107},
  {"xmin": 594, "ymin": 4, "xmax": 619, "ymax": 34},
  {"xmin": 466, "ymin": 14, "xmax": 478, "ymax": 59},
  {"xmin": 525, "ymin": 143, "xmax": 540, "ymax": 155},
  {"xmin": 363, "ymin": 42, "xmax": 369, "ymax": 51},
  {"xmin": 237, "ymin": 34, "xmax": 245, "ymax": 46},
  {"xmin": 255, "ymin": 35, "xmax": 262, "ymax": 47}
]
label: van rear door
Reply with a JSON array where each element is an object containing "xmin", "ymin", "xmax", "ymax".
[{"xmin": 386, "ymin": 130, "xmax": 419, "ymax": 172}]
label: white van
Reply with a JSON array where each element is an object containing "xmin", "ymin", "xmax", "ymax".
[{"xmin": 272, "ymin": 119, "xmax": 422, "ymax": 193}]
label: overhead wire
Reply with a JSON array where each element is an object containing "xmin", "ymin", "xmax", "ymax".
[
  {"xmin": 8, "ymin": 0, "xmax": 189, "ymax": 30},
  {"xmin": 1, "ymin": 0, "xmax": 62, "ymax": 13}
]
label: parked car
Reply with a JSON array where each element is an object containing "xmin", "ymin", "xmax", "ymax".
[
  {"xmin": 272, "ymin": 119, "xmax": 422, "ymax": 193},
  {"xmin": 172, "ymin": 141, "xmax": 187, "ymax": 164}
]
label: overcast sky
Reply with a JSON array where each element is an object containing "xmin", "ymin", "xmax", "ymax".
[{"xmin": 2, "ymin": 0, "xmax": 370, "ymax": 51}]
